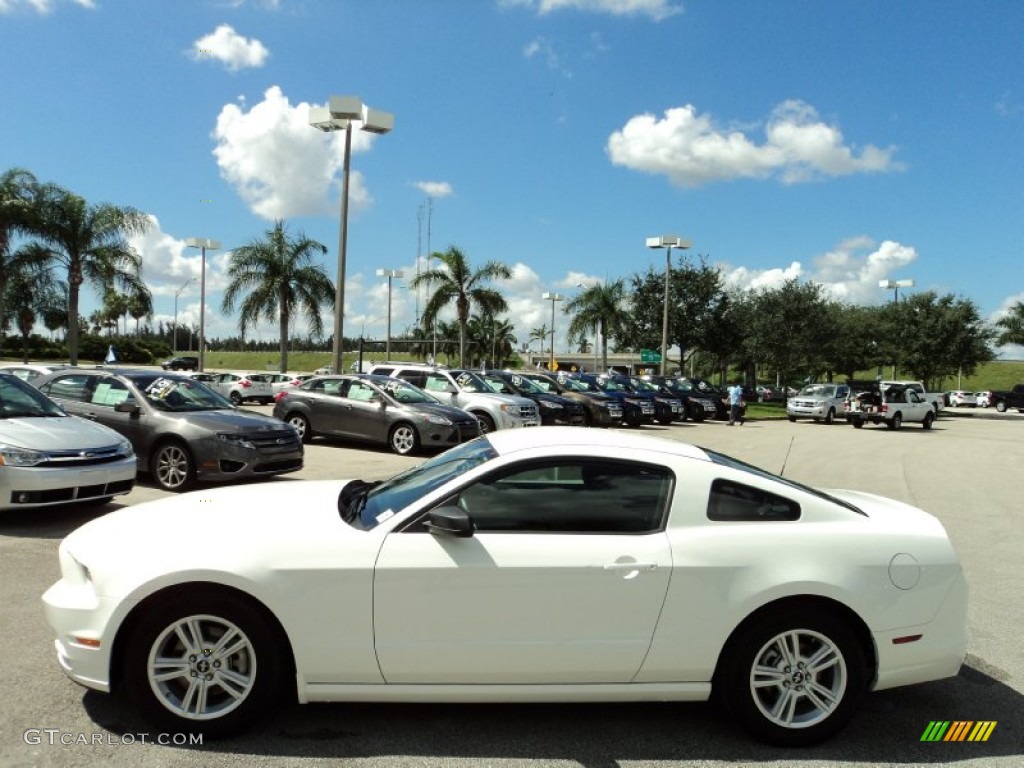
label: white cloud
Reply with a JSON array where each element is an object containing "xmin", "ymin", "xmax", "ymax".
[
  {"xmin": 501, "ymin": 0, "xmax": 682, "ymax": 22},
  {"xmin": 717, "ymin": 237, "xmax": 919, "ymax": 306},
  {"xmin": 212, "ymin": 86, "xmax": 378, "ymax": 220},
  {"xmin": 414, "ymin": 181, "xmax": 454, "ymax": 198},
  {"xmin": 0, "ymin": 0, "xmax": 93, "ymax": 13},
  {"xmin": 191, "ymin": 24, "xmax": 269, "ymax": 71},
  {"xmin": 607, "ymin": 100, "xmax": 904, "ymax": 188},
  {"xmin": 523, "ymin": 36, "xmax": 572, "ymax": 77}
]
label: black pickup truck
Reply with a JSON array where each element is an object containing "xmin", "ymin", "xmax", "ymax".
[{"xmin": 989, "ymin": 384, "xmax": 1024, "ymax": 413}]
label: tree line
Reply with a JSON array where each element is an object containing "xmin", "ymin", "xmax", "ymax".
[{"xmin": 4, "ymin": 165, "xmax": 1022, "ymax": 382}]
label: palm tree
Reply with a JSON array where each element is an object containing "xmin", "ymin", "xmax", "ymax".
[
  {"xmin": 28, "ymin": 184, "xmax": 149, "ymax": 364},
  {"xmin": 2, "ymin": 259, "xmax": 63, "ymax": 362},
  {"xmin": 995, "ymin": 301, "xmax": 1024, "ymax": 347},
  {"xmin": 221, "ymin": 220, "xmax": 334, "ymax": 372},
  {"xmin": 529, "ymin": 325, "xmax": 549, "ymax": 355},
  {"xmin": 0, "ymin": 167, "xmax": 40, "ymax": 325},
  {"xmin": 564, "ymin": 279, "xmax": 630, "ymax": 372},
  {"xmin": 409, "ymin": 245, "xmax": 512, "ymax": 366},
  {"xmin": 127, "ymin": 286, "xmax": 153, "ymax": 337}
]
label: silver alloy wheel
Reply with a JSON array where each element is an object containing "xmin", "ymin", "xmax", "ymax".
[
  {"xmin": 147, "ymin": 614, "xmax": 257, "ymax": 720},
  {"xmin": 155, "ymin": 443, "xmax": 191, "ymax": 490},
  {"xmin": 749, "ymin": 628, "xmax": 847, "ymax": 729},
  {"xmin": 390, "ymin": 424, "xmax": 417, "ymax": 455},
  {"xmin": 287, "ymin": 414, "xmax": 309, "ymax": 440}
]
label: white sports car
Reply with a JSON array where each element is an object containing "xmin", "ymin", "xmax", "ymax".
[{"xmin": 42, "ymin": 427, "xmax": 967, "ymax": 746}]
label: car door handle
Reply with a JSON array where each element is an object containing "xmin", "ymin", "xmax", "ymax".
[{"xmin": 604, "ymin": 562, "xmax": 658, "ymax": 572}]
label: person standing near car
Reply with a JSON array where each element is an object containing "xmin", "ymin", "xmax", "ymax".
[{"xmin": 727, "ymin": 379, "xmax": 745, "ymax": 426}]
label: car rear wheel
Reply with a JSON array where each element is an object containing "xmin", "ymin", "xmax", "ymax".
[
  {"xmin": 388, "ymin": 423, "xmax": 419, "ymax": 455},
  {"xmin": 229, "ymin": 392, "xmax": 243, "ymax": 406},
  {"xmin": 888, "ymin": 413, "xmax": 902, "ymax": 430},
  {"xmin": 851, "ymin": 418, "xmax": 864, "ymax": 429},
  {"xmin": 824, "ymin": 408, "xmax": 835, "ymax": 425},
  {"xmin": 153, "ymin": 440, "xmax": 195, "ymax": 492},
  {"xmin": 121, "ymin": 592, "xmax": 286, "ymax": 737},
  {"xmin": 715, "ymin": 607, "xmax": 867, "ymax": 746},
  {"xmin": 995, "ymin": 401, "xmax": 1007, "ymax": 413},
  {"xmin": 286, "ymin": 413, "xmax": 313, "ymax": 443}
]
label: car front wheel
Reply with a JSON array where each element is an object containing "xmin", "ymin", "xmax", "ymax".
[
  {"xmin": 121, "ymin": 592, "xmax": 286, "ymax": 737},
  {"xmin": 388, "ymin": 423, "xmax": 419, "ymax": 455},
  {"xmin": 923, "ymin": 412, "xmax": 934, "ymax": 430},
  {"xmin": 286, "ymin": 413, "xmax": 312, "ymax": 443},
  {"xmin": 153, "ymin": 440, "xmax": 195, "ymax": 492},
  {"xmin": 716, "ymin": 607, "xmax": 867, "ymax": 746}
]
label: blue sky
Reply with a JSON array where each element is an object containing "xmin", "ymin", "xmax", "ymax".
[{"xmin": 2, "ymin": 0, "xmax": 1022, "ymax": 357}]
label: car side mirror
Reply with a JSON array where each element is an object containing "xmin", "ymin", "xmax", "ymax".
[
  {"xmin": 425, "ymin": 506, "xmax": 474, "ymax": 538},
  {"xmin": 114, "ymin": 399, "xmax": 140, "ymax": 414}
]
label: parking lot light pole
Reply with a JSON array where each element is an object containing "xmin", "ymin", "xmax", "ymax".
[
  {"xmin": 376, "ymin": 268, "xmax": 404, "ymax": 360},
  {"xmin": 542, "ymin": 292, "xmax": 564, "ymax": 371},
  {"xmin": 173, "ymin": 277, "xmax": 196, "ymax": 354},
  {"xmin": 184, "ymin": 238, "xmax": 221, "ymax": 372},
  {"xmin": 879, "ymin": 279, "xmax": 915, "ymax": 378},
  {"xmin": 309, "ymin": 95, "xmax": 394, "ymax": 374},
  {"xmin": 646, "ymin": 235, "xmax": 691, "ymax": 376}
]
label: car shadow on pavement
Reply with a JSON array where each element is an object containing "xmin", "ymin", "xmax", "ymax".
[
  {"xmin": 81, "ymin": 657, "xmax": 1022, "ymax": 764},
  {"xmin": 0, "ymin": 501, "xmax": 123, "ymax": 539}
]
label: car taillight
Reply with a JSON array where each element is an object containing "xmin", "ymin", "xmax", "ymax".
[
  {"xmin": 880, "ymin": 404, "xmax": 888, "ymax": 413},
  {"xmin": 289, "ymin": 379, "xmax": 301, "ymax": 386},
  {"xmin": 274, "ymin": 391, "xmax": 289, "ymax": 402},
  {"xmin": 241, "ymin": 379, "xmax": 252, "ymax": 388}
]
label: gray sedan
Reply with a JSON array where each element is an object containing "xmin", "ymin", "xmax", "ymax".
[
  {"xmin": 32, "ymin": 369, "xmax": 303, "ymax": 492},
  {"xmin": 273, "ymin": 374, "xmax": 480, "ymax": 455}
]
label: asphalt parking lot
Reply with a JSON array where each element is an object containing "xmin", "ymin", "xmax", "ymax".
[{"xmin": 1, "ymin": 411, "xmax": 1021, "ymax": 768}]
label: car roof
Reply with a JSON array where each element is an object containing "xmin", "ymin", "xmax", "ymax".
[{"xmin": 485, "ymin": 425, "xmax": 710, "ymax": 462}]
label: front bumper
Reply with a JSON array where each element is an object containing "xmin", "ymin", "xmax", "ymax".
[
  {"xmin": 190, "ymin": 432, "xmax": 304, "ymax": 483},
  {"xmin": 2, "ymin": 458, "xmax": 136, "ymax": 510}
]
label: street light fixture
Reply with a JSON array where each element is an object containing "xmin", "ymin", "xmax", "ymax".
[
  {"xmin": 173, "ymin": 277, "xmax": 196, "ymax": 354},
  {"xmin": 184, "ymin": 237, "xmax": 221, "ymax": 372},
  {"xmin": 376, "ymin": 268, "xmax": 404, "ymax": 360},
  {"xmin": 310, "ymin": 95, "xmax": 394, "ymax": 374},
  {"xmin": 879, "ymin": 278, "xmax": 915, "ymax": 302},
  {"xmin": 646, "ymin": 234, "xmax": 691, "ymax": 376},
  {"xmin": 542, "ymin": 292, "xmax": 564, "ymax": 371}
]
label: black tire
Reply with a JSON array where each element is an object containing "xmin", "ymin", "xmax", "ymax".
[
  {"xmin": 286, "ymin": 413, "xmax": 313, "ymax": 444},
  {"xmin": 851, "ymin": 418, "xmax": 864, "ymax": 429},
  {"xmin": 715, "ymin": 606, "xmax": 868, "ymax": 746},
  {"xmin": 691, "ymin": 408, "xmax": 705, "ymax": 423},
  {"xmin": 787, "ymin": 416, "xmax": 797, "ymax": 422},
  {"xmin": 657, "ymin": 415, "xmax": 673, "ymax": 426},
  {"xmin": 889, "ymin": 413, "xmax": 902, "ymax": 430},
  {"xmin": 824, "ymin": 408, "xmax": 835, "ymax": 425},
  {"xmin": 624, "ymin": 410, "xmax": 643, "ymax": 429},
  {"xmin": 475, "ymin": 412, "xmax": 496, "ymax": 434},
  {"xmin": 152, "ymin": 440, "xmax": 196, "ymax": 492},
  {"xmin": 388, "ymin": 422, "xmax": 419, "ymax": 455},
  {"xmin": 229, "ymin": 391, "xmax": 243, "ymax": 406},
  {"xmin": 120, "ymin": 591, "xmax": 286, "ymax": 738},
  {"xmin": 922, "ymin": 411, "xmax": 934, "ymax": 430},
  {"xmin": 995, "ymin": 400, "xmax": 1007, "ymax": 413}
]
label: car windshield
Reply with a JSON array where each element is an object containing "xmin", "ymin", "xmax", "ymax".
[
  {"xmin": 345, "ymin": 437, "xmax": 499, "ymax": 530},
  {"xmin": 521, "ymin": 375, "xmax": 555, "ymax": 392},
  {"xmin": 497, "ymin": 373, "xmax": 545, "ymax": 394},
  {"xmin": 558, "ymin": 376, "xmax": 597, "ymax": 393},
  {"xmin": 0, "ymin": 374, "xmax": 65, "ymax": 418},
  {"xmin": 629, "ymin": 378, "xmax": 658, "ymax": 393},
  {"xmin": 704, "ymin": 448, "xmax": 866, "ymax": 517},
  {"xmin": 375, "ymin": 377, "xmax": 438, "ymax": 404},
  {"xmin": 132, "ymin": 374, "xmax": 234, "ymax": 411},
  {"xmin": 798, "ymin": 384, "xmax": 836, "ymax": 397}
]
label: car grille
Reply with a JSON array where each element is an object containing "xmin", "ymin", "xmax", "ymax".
[
  {"xmin": 638, "ymin": 401, "xmax": 655, "ymax": 415},
  {"xmin": 9, "ymin": 478, "xmax": 135, "ymax": 505},
  {"xmin": 37, "ymin": 446, "xmax": 129, "ymax": 468},
  {"xmin": 247, "ymin": 429, "xmax": 303, "ymax": 455},
  {"xmin": 453, "ymin": 419, "xmax": 481, "ymax": 443},
  {"xmin": 792, "ymin": 399, "xmax": 819, "ymax": 408},
  {"xmin": 518, "ymin": 404, "xmax": 540, "ymax": 421},
  {"xmin": 252, "ymin": 458, "xmax": 303, "ymax": 474}
]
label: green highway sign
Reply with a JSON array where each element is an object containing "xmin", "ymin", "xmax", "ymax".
[{"xmin": 640, "ymin": 349, "xmax": 662, "ymax": 363}]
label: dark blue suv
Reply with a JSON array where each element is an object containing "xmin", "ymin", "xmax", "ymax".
[{"xmin": 572, "ymin": 373, "xmax": 655, "ymax": 428}]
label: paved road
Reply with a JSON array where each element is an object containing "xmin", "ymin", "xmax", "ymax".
[{"xmin": 1, "ymin": 413, "xmax": 1022, "ymax": 767}]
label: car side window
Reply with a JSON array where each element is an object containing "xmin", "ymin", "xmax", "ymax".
[
  {"xmin": 423, "ymin": 373, "xmax": 451, "ymax": 392},
  {"xmin": 90, "ymin": 379, "xmax": 131, "ymax": 407},
  {"xmin": 451, "ymin": 459, "xmax": 672, "ymax": 534},
  {"xmin": 322, "ymin": 378, "xmax": 347, "ymax": 396},
  {"xmin": 346, "ymin": 381, "xmax": 377, "ymax": 401},
  {"xmin": 707, "ymin": 478, "xmax": 800, "ymax": 522},
  {"xmin": 40, "ymin": 374, "xmax": 93, "ymax": 403}
]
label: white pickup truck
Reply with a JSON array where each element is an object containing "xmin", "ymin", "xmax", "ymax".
[
  {"xmin": 845, "ymin": 380, "xmax": 936, "ymax": 430},
  {"xmin": 880, "ymin": 380, "xmax": 944, "ymax": 414}
]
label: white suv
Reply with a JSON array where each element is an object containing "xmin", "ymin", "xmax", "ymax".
[
  {"xmin": 787, "ymin": 383, "xmax": 849, "ymax": 424},
  {"xmin": 368, "ymin": 364, "xmax": 540, "ymax": 433},
  {"xmin": 209, "ymin": 371, "xmax": 275, "ymax": 405}
]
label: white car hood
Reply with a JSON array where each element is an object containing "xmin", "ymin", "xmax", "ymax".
[
  {"xmin": 0, "ymin": 414, "xmax": 124, "ymax": 450},
  {"xmin": 62, "ymin": 480, "xmax": 369, "ymax": 596}
]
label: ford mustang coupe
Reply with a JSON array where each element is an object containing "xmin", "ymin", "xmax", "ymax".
[{"xmin": 42, "ymin": 427, "xmax": 967, "ymax": 746}]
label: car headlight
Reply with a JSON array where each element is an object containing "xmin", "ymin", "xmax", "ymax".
[
  {"xmin": 423, "ymin": 414, "xmax": 453, "ymax": 426},
  {"xmin": 217, "ymin": 433, "xmax": 256, "ymax": 450},
  {"xmin": 115, "ymin": 438, "xmax": 134, "ymax": 458},
  {"xmin": 498, "ymin": 404, "xmax": 515, "ymax": 414},
  {"xmin": 0, "ymin": 443, "xmax": 47, "ymax": 467},
  {"xmin": 539, "ymin": 400, "xmax": 563, "ymax": 410}
]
